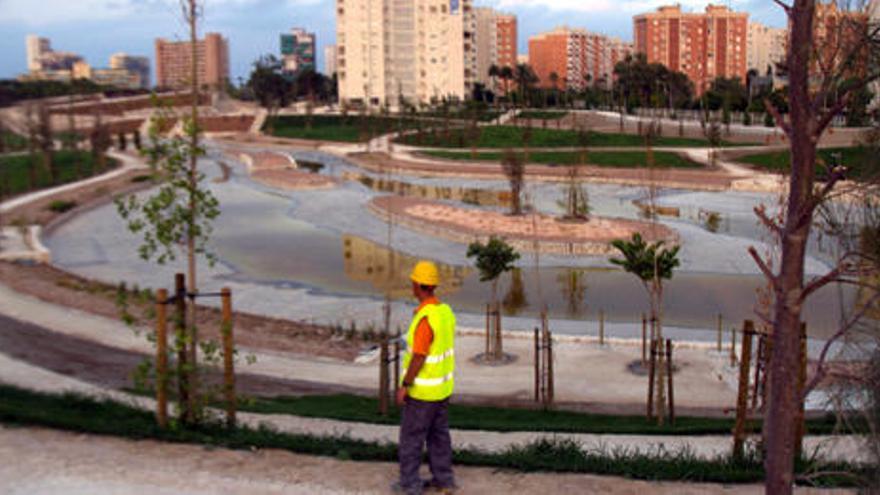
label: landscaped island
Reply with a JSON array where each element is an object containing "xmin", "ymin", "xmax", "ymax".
[{"xmin": 369, "ymin": 195, "xmax": 676, "ymax": 255}]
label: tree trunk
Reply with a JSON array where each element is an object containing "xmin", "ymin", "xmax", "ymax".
[
  {"xmin": 764, "ymin": 2, "xmax": 816, "ymax": 493},
  {"xmin": 185, "ymin": 0, "xmax": 201, "ymax": 424}
]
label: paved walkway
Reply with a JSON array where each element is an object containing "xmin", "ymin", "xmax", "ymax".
[{"xmin": 0, "ymin": 283, "xmax": 868, "ymax": 463}]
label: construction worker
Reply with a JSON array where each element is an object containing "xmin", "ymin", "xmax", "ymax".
[{"xmin": 393, "ymin": 260, "xmax": 457, "ymax": 495}]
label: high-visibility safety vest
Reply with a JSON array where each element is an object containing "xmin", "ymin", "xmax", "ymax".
[{"xmin": 402, "ymin": 302, "xmax": 456, "ymax": 402}]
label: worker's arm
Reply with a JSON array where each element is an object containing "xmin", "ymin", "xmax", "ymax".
[{"xmin": 397, "ymin": 354, "xmax": 425, "ymax": 406}]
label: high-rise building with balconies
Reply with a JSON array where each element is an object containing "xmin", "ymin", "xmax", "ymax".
[
  {"xmin": 634, "ymin": 4, "xmax": 748, "ymax": 93},
  {"xmin": 528, "ymin": 27, "xmax": 632, "ymax": 91},
  {"xmin": 281, "ymin": 28, "xmax": 316, "ymax": 78},
  {"xmin": 747, "ymin": 22, "xmax": 786, "ymax": 75},
  {"xmin": 474, "ymin": 8, "xmax": 517, "ymax": 93},
  {"xmin": 155, "ymin": 33, "xmax": 229, "ymax": 90},
  {"xmin": 336, "ymin": 0, "xmax": 476, "ymax": 108}
]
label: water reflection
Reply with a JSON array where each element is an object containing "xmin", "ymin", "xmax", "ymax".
[
  {"xmin": 557, "ymin": 268, "xmax": 588, "ymax": 317},
  {"xmin": 502, "ymin": 268, "xmax": 528, "ymax": 316},
  {"xmin": 342, "ymin": 235, "xmax": 470, "ymax": 298},
  {"xmin": 346, "ymin": 173, "xmax": 510, "ymax": 207}
]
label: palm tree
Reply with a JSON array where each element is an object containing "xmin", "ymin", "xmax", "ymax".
[
  {"xmin": 548, "ymin": 72, "xmax": 559, "ymax": 108},
  {"xmin": 515, "ymin": 64, "xmax": 538, "ymax": 110},
  {"xmin": 500, "ymin": 66, "xmax": 514, "ymax": 106},
  {"xmin": 488, "ymin": 64, "xmax": 500, "ymax": 107}
]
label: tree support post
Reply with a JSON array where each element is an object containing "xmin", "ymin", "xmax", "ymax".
[
  {"xmin": 647, "ymin": 339, "xmax": 657, "ymax": 420},
  {"xmin": 666, "ymin": 339, "xmax": 675, "ymax": 425},
  {"xmin": 155, "ymin": 288, "xmax": 169, "ymax": 428},
  {"xmin": 733, "ymin": 320, "xmax": 755, "ymax": 460},
  {"xmin": 174, "ymin": 273, "xmax": 190, "ymax": 423},
  {"xmin": 599, "ymin": 309, "xmax": 605, "ymax": 346},
  {"xmin": 379, "ymin": 335, "xmax": 390, "ymax": 416},
  {"xmin": 221, "ymin": 287, "xmax": 236, "ymax": 428},
  {"xmin": 641, "ymin": 313, "xmax": 647, "ymax": 366}
]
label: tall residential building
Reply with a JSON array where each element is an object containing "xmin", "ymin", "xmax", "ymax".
[
  {"xmin": 336, "ymin": 0, "xmax": 476, "ymax": 108},
  {"xmin": 474, "ymin": 8, "xmax": 517, "ymax": 92},
  {"xmin": 26, "ymin": 35, "xmax": 51, "ymax": 72},
  {"xmin": 110, "ymin": 53, "xmax": 151, "ymax": 89},
  {"xmin": 155, "ymin": 33, "xmax": 230, "ymax": 90},
  {"xmin": 281, "ymin": 28, "xmax": 316, "ymax": 78},
  {"xmin": 747, "ymin": 22, "xmax": 786, "ymax": 75},
  {"xmin": 634, "ymin": 4, "xmax": 748, "ymax": 93},
  {"xmin": 324, "ymin": 44, "xmax": 338, "ymax": 76},
  {"xmin": 528, "ymin": 27, "xmax": 632, "ymax": 91}
]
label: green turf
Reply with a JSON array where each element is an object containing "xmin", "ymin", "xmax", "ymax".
[
  {"xmin": 0, "ymin": 384, "xmax": 864, "ymax": 486},
  {"xmin": 0, "ymin": 131, "xmax": 28, "ymax": 152},
  {"xmin": 0, "ymin": 151, "xmax": 117, "ymax": 196},
  {"xmin": 736, "ymin": 147, "xmax": 879, "ymax": 182},
  {"xmin": 242, "ymin": 393, "xmax": 855, "ymax": 436},
  {"xmin": 418, "ymin": 110, "xmax": 504, "ymax": 122},
  {"xmin": 422, "ymin": 150, "xmax": 702, "ymax": 169},
  {"xmin": 264, "ymin": 115, "xmax": 419, "ymax": 142},
  {"xmin": 396, "ymin": 125, "xmax": 729, "ymax": 148},
  {"xmin": 518, "ymin": 111, "xmax": 568, "ymax": 120}
]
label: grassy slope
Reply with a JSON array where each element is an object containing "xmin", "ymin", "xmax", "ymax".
[
  {"xmin": 265, "ymin": 115, "xmax": 418, "ymax": 142},
  {"xmin": 518, "ymin": 111, "xmax": 568, "ymax": 120},
  {"xmin": 397, "ymin": 126, "xmax": 723, "ymax": 148},
  {"xmin": 0, "ymin": 385, "xmax": 862, "ymax": 486},
  {"xmin": 244, "ymin": 393, "xmax": 852, "ymax": 436},
  {"xmin": 736, "ymin": 147, "xmax": 878, "ymax": 181},
  {"xmin": 423, "ymin": 150, "xmax": 702, "ymax": 169},
  {"xmin": 0, "ymin": 151, "xmax": 115, "ymax": 196}
]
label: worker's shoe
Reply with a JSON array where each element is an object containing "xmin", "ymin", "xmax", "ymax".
[
  {"xmin": 390, "ymin": 481, "xmax": 422, "ymax": 495},
  {"xmin": 422, "ymin": 479, "xmax": 457, "ymax": 493}
]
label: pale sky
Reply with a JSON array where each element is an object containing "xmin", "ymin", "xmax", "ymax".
[{"xmin": 0, "ymin": 0, "xmax": 787, "ymax": 84}]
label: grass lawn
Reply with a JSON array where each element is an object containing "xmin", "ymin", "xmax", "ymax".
[
  {"xmin": 736, "ymin": 147, "xmax": 879, "ymax": 181},
  {"xmin": 396, "ymin": 125, "xmax": 729, "ymax": 149},
  {"xmin": 265, "ymin": 115, "xmax": 420, "ymax": 142},
  {"xmin": 243, "ymin": 393, "xmax": 854, "ymax": 436},
  {"xmin": 0, "ymin": 384, "xmax": 863, "ymax": 486},
  {"xmin": 423, "ymin": 150, "xmax": 703, "ymax": 169},
  {"xmin": 519, "ymin": 110, "xmax": 568, "ymax": 120},
  {"xmin": 0, "ymin": 130, "xmax": 28, "ymax": 152},
  {"xmin": 418, "ymin": 109, "xmax": 504, "ymax": 122},
  {"xmin": 0, "ymin": 150, "xmax": 116, "ymax": 196}
]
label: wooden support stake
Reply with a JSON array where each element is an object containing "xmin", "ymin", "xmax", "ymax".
[
  {"xmin": 730, "ymin": 326, "xmax": 738, "ymax": 367},
  {"xmin": 716, "ymin": 313, "xmax": 723, "ymax": 353},
  {"xmin": 751, "ymin": 336, "xmax": 764, "ymax": 411},
  {"xmin": 546, "ymin": 331, "xmax": 554, "ymax": 406},
  {"xmin": 220, "ymin": 287, "xmax": 236, "ymax": 427},
  {"xmin": 393, "ymin": 339, "xmax": 401, "ymax": 398},
  {"xmin": 732, "ymin": 320, "xmax": 755, "ymax": 460},
  {"xmin": 534, "ymin": 327, "xmax": 540, "ymax": 403},
  {"xmin": 379, "ymin": 335, "xmax": 389, "ymax": 416},
  {"xmin": 495, "ymin": 305, "xmax": 503, "ymax": 360},
  {"xmin": 599, "ymin": 310, "xmax": 605, "ymax": 346},
  {"xmin": 485, "ymin": 304, "xmax": 491, "ymax": 357},
  {"xmin": 666, "ymin": 339, "xmax": 675, "ymax": 425},
  {"xmin": 155, "ymin": 288, "xmax": 168, "ymax": 429},
  {"xmin": 641, "ymin": 314, "xmax": 647, "ymax": 365},
  {"xmin": 174, "ymin": 273, "xmax": 189, "ymax": 422},
  {"xmin": 647, "ymin": 339, "xmax": 657, "ymax": 420}
]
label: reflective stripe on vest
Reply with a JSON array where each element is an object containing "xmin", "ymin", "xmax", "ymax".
[{"xmin": 402, "ymin": 302, "xmax": 456, "ymax": 402}]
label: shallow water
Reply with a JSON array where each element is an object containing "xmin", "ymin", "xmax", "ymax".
[{"xmin": 45, "ymin": 145, "xmax": 862, "ymax": 339}]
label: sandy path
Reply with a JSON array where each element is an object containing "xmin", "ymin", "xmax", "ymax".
[{"xmin": 0, "ymin": 427, "xmax": 854, "ymax": 495}]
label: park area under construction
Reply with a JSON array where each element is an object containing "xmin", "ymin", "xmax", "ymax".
[{"xmin": 0, "ymin": 89, "xmax": 878, "ymax": 493}]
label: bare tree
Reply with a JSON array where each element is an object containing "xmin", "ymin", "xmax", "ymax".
[
  {"xmin": 501, "ymin": 149, "xmax": 525, "ymax": 215},
  {"xmin": 752, "ymin": 2, "xmax": 880, "ymax": 492}
]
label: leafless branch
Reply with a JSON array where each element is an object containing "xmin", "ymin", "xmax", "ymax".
[
  {"xmin": 803, "ymin": 291, "xmax": 880, "ymax": 397},
  {"xmin": 755, "ymin": 204, "xmax": 783, "ymax": 236},
  {"xmin": 772, "ymin": 0, "xmax": 793, "ymax": 14},
  {"xmin": 749, "ymin": 246, "xmax": 778, "ymax": 285},
  {"xmin": 764, "ymin": 98, "xmax": 792, "ymax": 138}
]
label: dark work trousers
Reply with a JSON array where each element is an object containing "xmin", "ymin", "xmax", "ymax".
[{"xmin": 398, "ymin": 396, "xmax": 454, "ymax": 491}]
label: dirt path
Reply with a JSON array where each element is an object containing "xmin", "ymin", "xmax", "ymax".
[{"xmin": 0, "ymin": 426, "xmax": 852, "ymax": 495}]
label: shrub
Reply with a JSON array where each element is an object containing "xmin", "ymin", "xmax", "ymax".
[{"xmin": 47, "ymin": 200, "xmax": 77, "ymax": 213}]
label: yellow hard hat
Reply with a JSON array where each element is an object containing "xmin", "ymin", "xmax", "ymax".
[{"xmin": 410, "ymin": 260, "xmax": 440, "ymax": 286}]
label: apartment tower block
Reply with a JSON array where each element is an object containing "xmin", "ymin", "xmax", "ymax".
[
  {"xmin": 474, "ymin": 7, "xmax": 517, "ymax": 93},
  {"xmin": 155, "ymin": 33, "xmax": 230, "ymax": 90},
  {"xmin": 634, "ymin": 5, "xmax": 748, "ymax": 93},
  {"xmin": 336, "ymin": 0, "xmax": 476, "ymax": 108},
  {"xmin": 528, "ymin": 27, "xmax": 632, "ymax": 91}
]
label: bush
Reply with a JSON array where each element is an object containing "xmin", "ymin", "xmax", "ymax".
[{"xmin": 47, "ymin": 200, "xmax": 77, "ymax": 213}]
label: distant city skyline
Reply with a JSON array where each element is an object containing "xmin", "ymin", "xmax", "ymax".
[{"xmin": 0, "ymin": 0, "xmax": 787, "ymax": 84}]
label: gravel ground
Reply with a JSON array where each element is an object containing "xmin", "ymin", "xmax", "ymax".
[{"xmin": 0, "ymin": 426, "xmax": 856, "ymax": 495}]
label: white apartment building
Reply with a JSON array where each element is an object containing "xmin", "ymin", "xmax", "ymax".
[
  {"xmin": 474, "ymin": 7, "xmax": 517, "ymax": 93},
  {"xmin": 324, "ymin": 44, "xmax": 338, "ymax": 76},
  {"xmin": 747, "ymin": 22, "xmax": 787, "ymax": 75},
  {"xmin": 336, "ymin": 0, "xmax": 476, "ymax": 108},
  {"xmin": 26, "ymin": 35, "xmax": 51, "ymax": 72}
]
